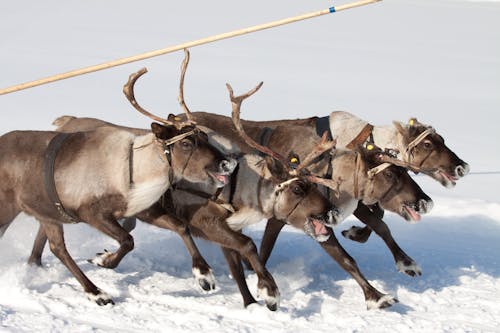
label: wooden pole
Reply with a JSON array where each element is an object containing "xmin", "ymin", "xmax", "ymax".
[{"xmin": 0, "ymin": 0, "xmax": 381, "ymax": 96}]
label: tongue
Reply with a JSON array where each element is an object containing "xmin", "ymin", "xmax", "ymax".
[
  {"xmin": 215, "ymin": 174, "xmax": 228, "ymax": 184},
  {"xmin": 404, "ymin": 206, "xmax": 421, "ymax": 222},
  {"xmin": 312, "ymin": 219, "xmax": 328, "ymax": 236}
]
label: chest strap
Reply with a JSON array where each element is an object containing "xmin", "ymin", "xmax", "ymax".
[{"xmin": 44, "ymin": 133, "xmax": 80, "ymax": 223}]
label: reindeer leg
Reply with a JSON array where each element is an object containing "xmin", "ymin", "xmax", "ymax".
[
  {"xmin": 341, "ymin": 202, "xmax": 378, "ymax": 243},
  {"xmin": 320, "ymin": 228, "xmax": 397, "ymax": 310},
  {"xmin": 259, "ymin": 218, "xmax": 286, "ymax": 266},
  {"xmin": 41, "ymin": 221, "xmax": 113, "ymax": 305},
  {"xmin": 136, "ymin": 203, "xmax": 215, "ymax": 291},
  {"xmin": 121, "ymin": 217, "xmax": 136, "ymax": 233},
  {"xmin": 196, "ymin": 219, "xmax": 279, "ymax": 311},
  {"xmin": 28, "ymin": 224, "xmax": 48, "ymax": 266},
  {"xmin": 80, "ymin": 214, "xmax": 134, "ymax": 269},
  {"xmin": 351, "ymin": 202, "xmax": 421, "ymax": 277},
  {"xmin": 221, "ymin": 247, "xmax": 257, "ymax": 307}
]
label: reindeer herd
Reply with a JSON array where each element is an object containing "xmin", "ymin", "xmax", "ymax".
[{"xmin": 0, "ymin": 50, "xmax": 469, "ymax": 311}]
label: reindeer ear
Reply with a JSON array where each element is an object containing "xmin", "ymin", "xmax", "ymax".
[
  {"xmin": 151, "ymin": 122, "xmax": 178, "ymax": 140},
  {"xmin": 392, "ymin": 121, "xmax": 407, "ymax": 135},
  {"xmin": 264, "ymin": 156, "xmax": 288, "ymax": 182}
]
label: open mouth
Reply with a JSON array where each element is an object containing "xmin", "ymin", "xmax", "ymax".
[
  {"xmin": 401, "ymin": 204, "xmax": 421, "ymax": 223},
  {"xmin": 305, "ymin": 217, "xmax": 331, "ymax": 242},
  {"xmin": 208, "ymin": 171, "xmax": 230, "ymax": 187},
  {"xmin": 433, "ymin": 169, "xmax": 458, "ymax": 188}
]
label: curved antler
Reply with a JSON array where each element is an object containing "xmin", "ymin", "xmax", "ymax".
[
  {"xmin": 178, "ymin": 48, "xmax": 196, "ymax": 124},
  {"xmin": 123, "ymin": 68, "xmax": 174, "ymax": 126},
  {"xmin": 227, "ymin": 82, "xmax": 292, "ymax": 171}
]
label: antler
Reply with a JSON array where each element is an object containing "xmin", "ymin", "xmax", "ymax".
[
  {"xmin": 178, "ymin": 48, "xmax": 196, "ymax": 124},
  {"xmin": 123, "ymin": 68, "xmax": 174, "ymax": 126},
  {"xmin": 227, "ymin": 82, "xmax": 292, "ymax": 170},
  {"xmin": 123, "ymin": 49, "xmax": 198, "ymax": 129},
  {"xmin": 294, "ymin": 132, "xmax": 337, "ymax": 174}
]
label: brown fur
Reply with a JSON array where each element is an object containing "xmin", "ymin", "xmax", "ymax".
[{"xmin": 0, "ymin": 123, "xmax": 233, "ymax": 305}]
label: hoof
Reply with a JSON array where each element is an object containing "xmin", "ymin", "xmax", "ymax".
[
  {"xmin": 193, "ymin": 267, "xmax": 216, "ymax": 292},
  {"xmin": 86, "ymin": 290, "xmax": 114, "ymax": 306},
  {"xmin": 396, "ymin": 259, "xmax": 422, "ymax": 277},
  {"xmin": 341, "ymin": 226, "xmax": 370, "ymax": 243},
  {"xmin": 88, "ymin": 250, "xmax": 114, "ymax": 268},
  {"xmin": 257, "ymin": 286, "xmax": 280, "ymax": 312},
  {"xmin": 366, "ymin": 294, "xmax": 398, "ymax": 310}
]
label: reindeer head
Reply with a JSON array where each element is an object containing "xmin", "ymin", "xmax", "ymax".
[
  {"xmin": 356, "ymin": 145, "xmax": 433, "ymax": 223},
  {"xmin": 227, "ymin": 82, "xmax": 342, "ymax": 242},
  {"xmin": 123, "ymin": 49, "xmax": 237, "ymax": 187},
  {"xmin": 393, "ymin": 118, "xmax": 470, "ymax": 188}
]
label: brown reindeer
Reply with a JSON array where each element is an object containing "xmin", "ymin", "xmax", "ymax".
[
  {"xmin": 174, "ymin": 111, "xmax": 467, "ymax": 277},
  {"xmin": 0, "ymin": 53, "xmax": 236, "ymax": 305}
]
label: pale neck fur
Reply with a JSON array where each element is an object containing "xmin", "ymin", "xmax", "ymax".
[
  {"xmin": 371, "ymin": 124, "xmax": 406, "ymax": 158},
  {"xmin": 125, "ymin": 133, "xmax": 170, "ymax": 216}
]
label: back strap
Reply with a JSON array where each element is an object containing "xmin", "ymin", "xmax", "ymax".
[{"xmin": 44, "ymin": 133, "xmax": 79, "ymax": 223}]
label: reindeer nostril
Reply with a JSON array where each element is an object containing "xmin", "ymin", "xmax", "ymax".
[
  {"xmin": 220, "ymin": 159, "xmax": 237, "ymax": 174},
  {"xmin": 456, "ymin": 164, "xmax": 470, "ymax": 177},
  {"xmin": 419, "ymin": 199, "xmax": 433, "ymax": 214}
]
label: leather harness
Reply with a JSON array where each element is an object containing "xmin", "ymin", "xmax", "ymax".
[{"xmin": 44, "ymin": 133, "xmax": 80, "ymax": 223}]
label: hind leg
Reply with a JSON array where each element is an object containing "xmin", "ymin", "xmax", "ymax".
[
  {"xmin": 0, "ymin": 201, "xmax": 20, "ymax": 237},
  {"xmin": 28, "ymin": 224, "xmax": 48, "ymax": 266},
  {"xmin": 42, "ymin": 220, "xmax": 113, "ymax": 305}
]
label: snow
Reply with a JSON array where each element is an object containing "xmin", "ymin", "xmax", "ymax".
[{"xmin": 1, "ymin": 0, "xmax": 499, "ymax": 332}]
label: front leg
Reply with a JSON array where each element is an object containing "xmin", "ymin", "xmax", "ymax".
[
  {"xmin": 259, "ymin": 218, "xmax": 286, "ymax": 266},
  {"xmin": 351, "ymin": 202, "xmax": 421, "ymax": 277},
  {"xmin": 320, "ymin": 228, "xmax": 397, "ymax": 309},
  {"xmin": 136, "ymin": 203, "xmax": 215, "ymax": 291},
  {"xmin": 221, "ymin": 247, "xmax": 257, "ymax": 307},
  {"xmin": 191, "ymin": 213, "xmax": 280, "ymax": 311}
]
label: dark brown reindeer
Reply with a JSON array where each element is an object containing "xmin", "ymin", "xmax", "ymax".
[
  {"xmin": 164, "ymin": 82, "xmax": 346, "ymax": 310},
  {"xmin": 176, "ymin": 111, "xmax": 468, "ymax": 277},
  {"xmin": 0, "ymin": 56, "xmax": 236, "ymax": 306}
]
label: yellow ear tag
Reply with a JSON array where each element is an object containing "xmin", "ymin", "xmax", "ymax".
[
  {"xmin": 290, "ymin": 157, "xmax": 299, "ymax": 164},
  {"xmin": 366, "ymin": 144, "xmax": 374, "ymax": 151},
  {"xmin": 174, "ymin": 116, "xmax": 181, "ymax": 121},
  {"xmin": 409, "ymin": 119, "xmax": 415, "ymax": 126}
]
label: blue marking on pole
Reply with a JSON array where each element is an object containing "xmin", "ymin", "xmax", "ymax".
[{"xmin": 329, "ymin": 6, "xmax": 336, "ymax": 13}]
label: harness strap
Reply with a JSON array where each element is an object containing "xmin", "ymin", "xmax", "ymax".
[
  {"xmin": 403, "ymin": 127, "xmax": 435, "ymax": 163},
  {"xmin": 44, "ymin": 133, "xmax": 80, "ymax": 223},
  {"xmin": 346, "ymin": 123, "xmax": 374, "ymax": 150},
  {"xmin": 353, "ymin": 152, "xmax": 361, "ymax": 199}
]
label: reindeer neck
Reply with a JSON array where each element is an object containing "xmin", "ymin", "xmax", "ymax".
[
  {"xmin": 125, "ymin": 133, "xmax": 170, "ymax": 217},
  {"xmin": 329, "ymin": 151, "xmax": 369, "ymax": 217},
  {"xmin": 232, "ymin": 154, "xmax": 276, "ymax": 217},
  {"xmin": 371, "ymin": 124, "xmax": 406, "ymax": 157}
]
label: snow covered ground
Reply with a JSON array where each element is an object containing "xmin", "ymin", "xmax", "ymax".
[{"xmin": 1, "ymin": 0, "xmax": 499, "ymax": 332}]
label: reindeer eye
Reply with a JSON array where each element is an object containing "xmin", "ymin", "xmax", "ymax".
[
  {"xmin": 384, "ymin": 170, "xmax": 395, "ymax": 180},
  {"xmin": 292, "ymin": 185, "xmax": 304, "ymax": 196},
  {"xmin": 179, "ymin": 139, "xmax": 193, "ymax": 150},
  {"xmin": 423, "ymin": 140, "xmax": 433, "ymax": 150}
]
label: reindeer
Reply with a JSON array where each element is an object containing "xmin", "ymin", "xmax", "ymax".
[
  {"xmin": 0, "ymin": 52, "xmax": 236, "ymax": 305},
  {"xmin": 37, "ymin": 91, "xmax": 434, "ymax": 310},
  {"xmin": 173, "ymin": 110, "xmax": 468, "ymax": 277}
]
